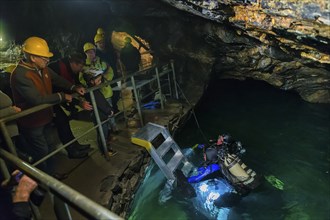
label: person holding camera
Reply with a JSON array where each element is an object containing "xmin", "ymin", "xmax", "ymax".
[
  {"xmin": 11, "ymin": 171, "xmax": 38, "ymax": 220},
  {"xmin": 0, "ymin": 171, "xmax": 38, "ymax": 220}
]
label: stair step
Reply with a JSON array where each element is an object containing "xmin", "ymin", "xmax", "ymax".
[
  {"xmin": 156, "ymin": 137, "xmax": 173, "ymax": 157},
  {"xmin": 167, "ymin": 150, "xmax": 184, "ymax": 172}
]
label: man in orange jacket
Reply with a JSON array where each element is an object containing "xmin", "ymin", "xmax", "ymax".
[{"xmin": 10, "ymin": 36, "xmax": 85, "ymax": 175}]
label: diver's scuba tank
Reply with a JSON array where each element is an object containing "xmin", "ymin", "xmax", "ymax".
[
  {"xmin": 223, "ymin": 154, "xmax": 260, "ymax": 190},
  {"xmin": 224, "ymin": 154, "xmax": 249, "ymax": 181}
]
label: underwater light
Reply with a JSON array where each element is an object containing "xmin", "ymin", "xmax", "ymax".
[
  {"xmin": 207, "ymin": 191, "xmax": 220, "ymax": 201},
  {"xmin": 199, "ymin": 183, "xmax": 208, "ymax": 192}
]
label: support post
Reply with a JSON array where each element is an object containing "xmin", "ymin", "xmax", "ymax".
[
  {"xmin": 0, "ymin": 122, "xmax": 17, "ymax": 155},
  {"xmin": 167, "ymin": 66, "xmax": 172, "ymax": 97},
  {"xmin": 155, "ymin": 67, "xmax": 164, "ymax": 109},
  {"xmin": 170, "ymin": 60, "xmax": 179, "ymax": 99},
  {"xmin": 0, "ymin": 158, "xmax": 10, "ymax": 180},
  {"xmin": 130, "ymin": 76, "xmax": 144, "ymax": 126},
  {"xmin": 89, "ymin": 90, "xmax": 110, "ymax": 160}
]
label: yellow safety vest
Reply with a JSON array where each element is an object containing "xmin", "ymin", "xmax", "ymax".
[{"xmin": 79, "ymin": 56, "xmax": 114, "ymax": 98}]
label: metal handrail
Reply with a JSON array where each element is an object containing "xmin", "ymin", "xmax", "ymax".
[
  {"xmin": 0, "ymin": 64, "xmax": 157, "ymax": 125},
  {"xmin": 86, "ymin": 64, "xmax": 157, "ymax": 96},
  {"xmin": 0, "ymin": 60, "xmax": 178, "ymax": 219},
  {"xmin": 0, "ymin": 64, "xmax": 159, "ymax": 159},
  {"xmin": 0, "ymin": 148, "xmax": 123, "ymax": 220}
]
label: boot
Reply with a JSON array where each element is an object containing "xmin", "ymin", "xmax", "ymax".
[
  {"xmin": 67, "ymin": 149, "xmax": 89, "ymax": 159},
  {"xmin": 72, "ymin": 142, "xmax": 92, "ymax": 151},
  {"xmin": 107, "ymin": 150, "xmax": 118, "ymax": 157},
  {"xmin": 106, "ymin": 135, "xmax": 117, "ymax": 145}
]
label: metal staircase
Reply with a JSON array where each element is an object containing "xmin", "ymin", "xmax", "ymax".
[{"xmin": 131, "ymin": 123, "xmax": 193, "ymax": 180}]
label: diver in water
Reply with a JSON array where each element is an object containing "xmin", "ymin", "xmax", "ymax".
[
  {"xmin": 205, "ymin": 133, "xmax": 246, "ymax": 162},
  {"xmin": 198, "ymin": 133, "xmax": 261, "ymax": 195}
]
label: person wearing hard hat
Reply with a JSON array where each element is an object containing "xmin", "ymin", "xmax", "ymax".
[
  {"xmin": 94, "ymin": 31, "xmax": 118, "ymax": 75},
  {"xmin": 120, "ymin": 37, "xmax": 141, "ymax": 73},
  {"xmin": 94, "ymin": 31, "xmax": 121, "ymax": 112},
  {"xmin": 80, "ymin": 42, "xmax": 119, "ymax": 140},
  {"xmin": 10, "ymin": 36, "xmax": 85, "ymax": 176},
  {"xmin": 97, "ymin": 27, "xmax": 105, "ymax": 37},
  {"xmin": 49, "ymin": 52, "xmax": 93, "ymax": 159},
  {"xmin": 94, "ymin": 33, "xmax": 107, "ymax": 58}
]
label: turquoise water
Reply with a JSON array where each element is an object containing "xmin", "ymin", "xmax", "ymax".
[{"xmin": 129, "ymin": 79, "xmax": 330, "ymax": 220}]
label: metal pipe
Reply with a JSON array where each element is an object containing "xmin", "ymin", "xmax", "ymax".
[
  {"xmin": 52, "ymin": 194, "xmax": 73, "ymax": 220},
  {"xmin": 119, "ymin": 89, "xmax": 128, "ymax": 123},
  {"xmin": 0, "ymin": 65, "xmax": 156, "ymax": 126},
  {"xmin": 0, "ymin": 121, "xmax": 17, "ymax": 155},
  {"xmin": 89, "ymin": 90, "xmax": 110, "ymax": 161},
  {"xmin": 130, "ymin": 76, "xmax": 144, "ymax": 126},
  {"xmin": 155, "ymin": 67, "xmax": 164, "ymax": 109},
  {"xmin": 88, "ymin": 65, "xmax": 156, "ymax": 95},
  {"xmin": 0, "ymin": 104, "xmax": 52, "ymax": 124},
  {"xmin": 125, "ymin": 65, "xmax": 156, "ymax": 80},
  {"xmin": 0, "ymin": 149, "xmax": 123, "ymax": 220},
  {"xmin": 167, "ymin": 67, "xmax": 173, "ymax": 98},
  {"xmin": 0, "ymin": 158, "xmax": 10, "ymax": 179},
  {"xmin": 170, "ymin": 60, "xmax": 179, "ymax": 99},
  {"xmin": 32, "ymin": 122, "xmax": 101, "ymax": 166}
]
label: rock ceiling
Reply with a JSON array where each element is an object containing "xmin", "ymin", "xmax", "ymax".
[
  {"xmin": 158, "ymin": 0, "xmax": 330, "ymax": 103},
  {"xmin": 162, "ymin": 0, "xmax": 329, "ymax": 63}
]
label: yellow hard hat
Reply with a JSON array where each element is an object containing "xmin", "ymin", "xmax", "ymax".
[
  {"xmin": 94, "ymin": 34, "xmax": 104, "ymax": 43},
  {"xmin": 83, "ymin": 42, "xmax": 96, "ymax": 52},
  {"xmin": 97, "ymin": 28, "xmax": 105, "ymax": 35},
  {"xmin": 124, "ymin": 37, "xmax": 132, "ymax": 44},
  {"xmin": 22, "ymin": 36, "xmax": 53, "ymax": 57}
]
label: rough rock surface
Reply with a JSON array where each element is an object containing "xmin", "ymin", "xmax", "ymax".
[
  {"xmin": 153, "ymin": 0, "xmax": 330, "ymax": 103},
  {"xmin": 99, "ymin": 149, "xmax": 151, "ymax": 218},
  {"xmin": 1, "ymin": 0, "xmax": 328, "ymax": 103}
]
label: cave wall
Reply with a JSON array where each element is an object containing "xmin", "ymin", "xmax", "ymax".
[
  {"xmin": 152, "ymin": 0, "xmax": 330, "ymax": 103},
  {"xmin": 1, "ymin": 0, "xmax": 329, "ymax": 103},
  {"xmin": 112, "ymin": 0, "xmax": 328, "ymax": 104}
]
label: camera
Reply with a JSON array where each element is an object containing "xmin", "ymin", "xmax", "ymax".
[{"xmin": 13, "ymin": 171, "xmax": 46, "ymax": 206}]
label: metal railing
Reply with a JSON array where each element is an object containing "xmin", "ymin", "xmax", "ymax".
[
  {"xmin": 0, "ymin": 60, "xmax": 178, "ymax": 219},
  {"xmin": 0, "ymin": 149, "xmax": 122, "ymax": 220}
]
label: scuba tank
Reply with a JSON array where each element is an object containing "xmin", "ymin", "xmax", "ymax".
[
  {"xmin": 223, "ymin": 154, "xmax": 260, "ymax": 190},
  {"xmin": 224, "ymin": 154, "xmax": 250, "ymax": 182}
]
